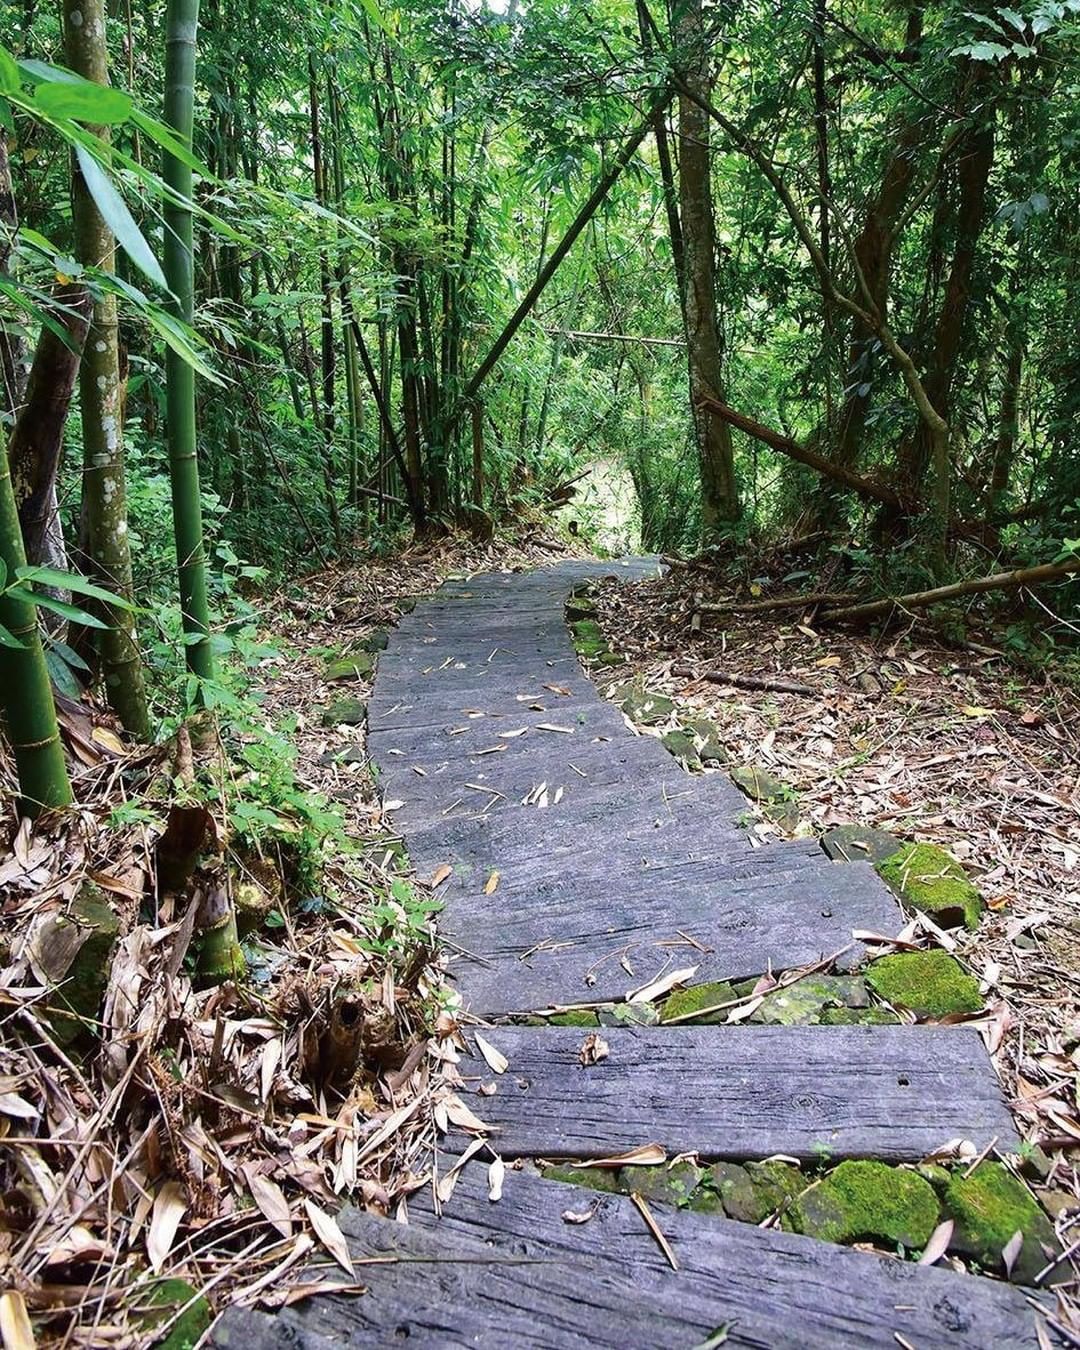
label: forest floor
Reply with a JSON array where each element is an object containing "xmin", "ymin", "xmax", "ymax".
[
  {"xmin": 3, "ymin": 537, "xmax": 1080, "ymax": 1345},
  {"xmin": 0, "ymin": 529, "xmax": 574, "ymax": 1347},
  {"xmin": 585, "ymin": 564, "xmax": 1080, "ymax": 1230}
]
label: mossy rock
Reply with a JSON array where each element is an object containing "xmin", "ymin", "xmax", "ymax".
[
  {"xmin": 944, "ymin": 1162, "xmax": 1061, "ymax": 1285},
  {"xmin": 547, "ymin": 1009, "xmax": 600, "ymax": 1027},
  {"xmin": 789, "ymin": 1160, "xmax": 939, "ymax": 1249},
  {"xmin": 730, "ymin": 764, "xmax": 789, "ymax": 802},
  {"xmin": 621, "ymin": 1161, "xmax": 702, "ymax": 1208},
  {"xmin": 702, "ymin": 1162, "xmax": 775, "ymax": 1224},
  {"xmin": 749, "ymin": 975, "xmax": 868, "ymax": 1026},
  {"xmin": 602, "ymin": 1002, "xmax": 659, "ymax": 1027},
  {"xmin": 866, "ymin": 950, "xmax": 982, "ymax": 1018},
  {"xmin": 571, "ymin": 619, "xmax": 615, "ymax": 662},
  {"xmin": 731, "ymin": 765, "xmax": 799, "ymax": 828},
  {"xmin": 321, "ymin": 696, "xmax": 368, "ymax": 727},
  {"xmin": 681, "ymin": 717, "xmax": 729, "ymax": 766},
  {"xmin": 566, "ymin": 594, "xmax": 597, "ymax": 622},
  {"xmin": 698, "ymin": 739, "xmax": 729, "ymax": 767},
  {"xmin": 318, "ymin": 744, "xmax": 366, "ymax": 767},
  {"xmin": 324, "ymin": 649, "xmax": 376, "ymax": 682},
  {"xmin": 137, "ymin": 1277, "xmax": 211, "ymax": 1350},
  {"xmin": 542, "ymin": 1164, "xmax": 620, "ymax": 1193},
  {"xmin": 661, "ymin": 729, "xmax": 700, "ymax": 766},
  {"xmin": 661, "ymin": 980, "xmax": 738, "ymax": 1024},
  {"xmin": 612, "ymin": 680, "xmax": 675, "ymax": 726},
  {"xmin": 397, "ymin": 596, "xmax": 418, "ymax": 614},
  {"xmin": 875, "ymin": 842, "xmax": 983, "ymax": 930},
  {"xmin": 687, "ymin": 1186, "xmax": 726, "ymax": 1215},
  {"xmin": 819, "ymin": 1006, "xmax": 900, "ymax": 1026},
  {"xmin": 356, "ymin": 628, "xmax": 389, "ymax": 652},
  {"xmin": 704, "ymin": 1160, "xmax": 803, "ymax": 1223},
  {"xmin": 31, "ymin": 884, "xmax": 120, "ymax": 1044},
  {"xmin": 821, "ymin": 824, "xmax": 903, "ymax": 864}
]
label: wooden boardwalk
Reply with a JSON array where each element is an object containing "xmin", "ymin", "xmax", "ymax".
[{"xmin": 217, "ymin": 559, "xmax": 1044, "ymax": 1348}]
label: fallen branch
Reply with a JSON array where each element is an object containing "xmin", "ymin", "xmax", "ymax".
[
  {"xmin": 819, "ymin": 558, "xmax": 1079, "ymax": 623},
  {"xmin": 696, "ymin": 395, "xmax": 905, "ymax": 511},
  {"xmin": 671, "ymin": 664, "xmax": 816, "ymax": 696},
  {"xmin": 695, "ymin": 591, "xmax": 855, "ymax": 616}
]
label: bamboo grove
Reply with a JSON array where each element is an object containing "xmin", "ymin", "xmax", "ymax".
[{"xmin": 2, "ymin": 0, "xmax": 1080, "ymax": 812}]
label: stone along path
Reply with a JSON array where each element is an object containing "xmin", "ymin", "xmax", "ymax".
[{"xmin": 218, "ymin": 559, "xmax": 1048, "ymax": 1348}]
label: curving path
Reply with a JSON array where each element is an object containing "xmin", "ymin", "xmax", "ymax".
[{"xmin": 217, "ymin": 559, "xmax": 1046, "ymax": 1349}]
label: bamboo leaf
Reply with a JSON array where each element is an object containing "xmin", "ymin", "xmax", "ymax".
[
  {"xmin": 130, "ymin": 108, "xmax": 209, "ymax": 174},
  {"xmin": 145, "ymin": 307, "xmax": 223, "ymax": 384},
  {"xmin": 36, "ymin": 80, "xmax": 131, "ymax": 124},
  {"xmin": 16, "ymin": 565, "xmax": 137, "ymax": 610},
  {"xmin": 147, "ymin": 1181, "xmax": 187, "ymax": 1273},
  {"xmin": 0, "ymin": 47, "xmax": 19, "ymax": 95},
  {"xmin": 0, "ymin": 622, "xmax": 24, "ymax": 650},
  {"xmin": 73, "ymin": 143, "xmax": 166, "ymax": 289},
  {"xmin": 13, "ymin": 590, "xmax": 109, "ymax": 629}
]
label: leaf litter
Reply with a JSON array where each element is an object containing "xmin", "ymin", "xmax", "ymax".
[
  {"xmin": 588, "ymin": 566, "xmax": 1080, "ymax": 1312},
  {"xmin": 0, "ymin": 534, "xmax": 572, "ymax": 1345}
]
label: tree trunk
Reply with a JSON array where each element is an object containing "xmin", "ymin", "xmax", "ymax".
[
  {"xmin": 65, "ymin": 0, "xmax": 150, "ymax": 739},
  {"xmin": 0, "ymin": 444, "xmax": 72, "ymax": 814},
  {"xmin": 676, "ymin": 0, "xmax": 739, "ymax": 539},
  {"xmin": 7, "ymin": 285, "xmax": 91, "ymax": 568},
  {"xmin": 0, "ymin": 140, "xmax": 27, "ymax": 426},
  {"xmin": 164, "ymin": 0, "xmax": 215, "ymax": 684},
  {"xmin": 898, "ymin": 62, "xmax": 996, "ymax": 501}
]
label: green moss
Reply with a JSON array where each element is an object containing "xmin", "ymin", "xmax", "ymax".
[
  {"xmin": 37, "ymin": 884, "xmax": 120, "ymax": 1044},
  {"xmin": 547, "ymin": 1008, "xmax": 601, "ymax": 1026},
  {"xmin": 819, "ymin": 1006, "xmax": 900, "ymax": 1026},
  {"xmin": 661, "ymin": 729, "xmax": 700, "ymax": 766},
  {"xmin": 660, "ymin": 981, "xmax": 738, "ymax": 1024},
  {"xmin": 875, "ymin": 842, "xmax": 983, "ymax": 930},
  {"xmin": 321, "ymin": 696, "xmax": 368, "ymax": 726},
  {"xmin": 542, "ymin": 1164, "xmax": 620, "ymax": 1193},
  {"xmin": 744, "ymin": 1160, "xmax": 804, "ymax": 1211},
  {"xmin": 789, "ymin": 1161, "xmax": 939, "ymax": 1249},
  {"xmin": 138, "ymin": 1277, "xmax": 211, "ymax": 1350},
  {"xmin": 612, "ymin": 680, "xmax": 675, "ymax": 725},
  {"xmin": 621, "ymin": 1161, "xmax": 702, "ymax": 1208},
  {"xmin": 866, "ymin": 950, "xmax": 982, "ymax": 1018},
  {"xmin": 324, "ymin": 648, "xmax": 375, "ymax": 682},
  {"xmin": 701, "ymin": 1161, "xmax": 799, "ymax": 1224},
  {"xmin": 749, "ymin": 976, "xmax": 868, "ymax": 1026},
  {"xmin": 944, "ymin": 1162, "xmax": 1061, "ymax": 1285}
]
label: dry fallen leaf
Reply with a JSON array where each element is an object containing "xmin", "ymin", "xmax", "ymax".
[
  {"xmin": 443, "ymin": 1095, "xmax": 493, "ymax": 1133},
  {"xmin": 488, "ymin": 1154, "xmax": 505, "ymax": 1202},
  {"xmin": 148, "ymin": 1181, "xmax": 187, "ymax": 1274},
  {"xmin": 304, "ymin": 1199, "xmax": 356, "ymax": 1277},
  {"xmin": 0, "ymin": 1290, "xmax": 35, "ymax": 1350},
  {"xmin": 430, "ymin": 863, "xmax": 453, "ymax": 888},
  {"xmin": 483, "ymin": 870, "xmax": 500, "ymax": 895},
  {"xmin": 917, "ymin": 1218, "xmax": 953, "ymax": 1266},
  {"xmin": 631, "ymin": 1191, "xmax": 678, "ymax": 1270},
  {"xmin": 246, "ymin": 1169, "xmax": 293, "ymax": 1240},
  {"xmin": 474, "ymin": 1033, "xmax": 508, "ymax": 1074},
  {"xmin": 579, "ymin": 1033, "xmax": 609, "ymax": 1067},
  {"xmin": 561, "ymin": 1202, "xmax": 599, "ymax": 1225},
  {"xmin": 580, "ymin": 1142, "xmax": 666, "ymax": 1169},
  {"xmin": 1001, "ymin": 1228, "xmax": 1024, "ymax": 1277},
  {"xmin": 627, "ymin": 965, "xmax": 698, "ymax": 1004}
]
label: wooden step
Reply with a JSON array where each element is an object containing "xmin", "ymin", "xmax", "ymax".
[
  {"xmin": 445, "ymin": 864, "xmax": 903, "ymax": 1012},
  {"xmin": 450, "ymin": 1024, "xmax": 1018, "ymax": 1160},
  {"xmin": 210, "ymin": 1167, "xmax": 1040, "ymax": 1349}
]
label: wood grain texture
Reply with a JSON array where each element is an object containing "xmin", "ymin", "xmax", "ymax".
[
  {"xmin": 212, "ymin": 1167, "xmax": 1040, "ymax": 1349},
  {"xmin": 453, "ymin": 1024, "xmax": 1018, "ymax": 1158}
]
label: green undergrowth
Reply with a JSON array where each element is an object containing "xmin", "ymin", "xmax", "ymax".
[{"xmin": 536, "ymin": 1155, "xmax": 1061, "ymax": 1284}]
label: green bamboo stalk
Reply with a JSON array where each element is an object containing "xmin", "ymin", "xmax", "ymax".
[
  {"xmin": 64, "ymin": 0, "xmax": 150, "ymax": 740},
  {"xmin": 163, "ymin": 0, "xmax": 214, "ymax": 682},
  {"xmin": 0, "ymin": 452, "xmax": 72, "ymax": 815}
]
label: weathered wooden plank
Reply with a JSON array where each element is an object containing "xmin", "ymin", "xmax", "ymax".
[
  {"xmin": 387, "ymin": 770, "xmax": 748, "ymax": 861},
  {"xmin": 456, "ymin": 1024, "xmax": 1018, "ymax": 1159},
  {"xmin": 210, "ymin": 1166, "xmax": 1039, "ymax": 1349},
  {"xmin": 444, "ymin": 864, "xmax": 904, "ymax": 1012}
]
